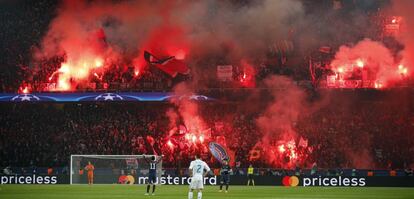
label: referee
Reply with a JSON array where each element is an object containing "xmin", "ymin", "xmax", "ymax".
[{"xmin": 247, "ymin": 164, "xmax": 255, "ymax": 186}]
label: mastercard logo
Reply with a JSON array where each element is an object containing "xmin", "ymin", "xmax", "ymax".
[
  {"xmin": 282, "ymin": 176, "xmax": 299, "ymax": 187},
  {"xmin": 126, "ymin": 175, "xmax": 135, "ymax": 184},
  {"xmin": 118, "ymin": 175, "xmax": 135, "ymax": 185}
]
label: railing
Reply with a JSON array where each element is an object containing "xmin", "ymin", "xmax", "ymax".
[{"xmin": 10, "ymin": 79, "xmax": 414, "ymax": 94}]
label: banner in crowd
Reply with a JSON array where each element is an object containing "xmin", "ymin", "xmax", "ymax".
[
  {"xmin": 0, "ymin": 92, "xmax": 213, "ymax": 102},
  {"xmin": 209, "ymin": 142, "xmax": 230, "ymax": 163},
  {"xmin": 325, "ymin": 78, "xmax": 368, "ymax": 89},
  {"xmin": 217, "ymin": 65, "xmax": 233, "ymax": 81}
]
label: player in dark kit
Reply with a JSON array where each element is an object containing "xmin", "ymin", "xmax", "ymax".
[
  {"xmin": 219, "ymin": 159, "xmax": 232, "ymax": 193},
  {"xmin": 144, "ymin": 155, "xmax": 161, "ymax": 196}
]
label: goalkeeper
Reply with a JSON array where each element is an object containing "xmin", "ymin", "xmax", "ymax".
[
  {"xmin": 219, "ymin": 159, "xmax": 232, "ymax": 193},
  {"xmin": 84, "ymin": 161, "xmax": 95, "ymax": 185}
]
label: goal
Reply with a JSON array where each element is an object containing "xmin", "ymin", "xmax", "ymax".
[{"xmin": 70, "ymin": 155, "xmax": 163, "ymax": 185}]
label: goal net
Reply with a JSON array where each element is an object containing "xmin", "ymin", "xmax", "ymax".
[{"xmin": 70, "ymin": 155, "xmax": 162, "ymax": 185}]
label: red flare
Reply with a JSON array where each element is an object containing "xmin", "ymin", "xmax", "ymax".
[{"xmin": 167, "ymin": 140, "xmax": 173, "ymax": 149}]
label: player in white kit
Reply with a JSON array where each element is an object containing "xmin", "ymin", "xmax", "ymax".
[{"xmin": 188, "ymin": 155, "xmax": 211, "ymax": 199}]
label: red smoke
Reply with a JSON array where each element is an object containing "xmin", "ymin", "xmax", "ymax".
[
  {"xmin": 239, "ymin": 60, "xmax": 256, "ymax": 88},
  {"xmin": 133, "ymin": 25, "xmax": 190, "ymax": 73},
  {"xmin": 34, "ymin": 0, "xmax": 191, "ymax": 91},
  {"xmin": 27, "ymin": 0, "xmax": 305, "ymax": 91},
  {"xmin": 253, "ymin": 76, "xmax": 311, "ymax": 168},
  {"xmin": 393, "ymin": 0, "xmax": 414, "ymax": 79},
  {"xmin": 328, "ymin": 1, "xmax": 414, "ymax": 88},
  {"xmin": 165, "ymin": 83, "xmax": 211, "ymax": 155},
  {"xmin": 35, "ymin": 1, "xmax": 120, "ymax": 91},
  {"xmin": 330, "ymin": 39, "xmax": 409, "ymax": 88}
]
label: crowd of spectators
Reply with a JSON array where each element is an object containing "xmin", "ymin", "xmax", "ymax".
[
  {"xmin": 0, "ymin": 0, "xmax": 397, "ymax": 93},
  {"xmin": 0, "ymin": 0, "xmax": 58, "ymax": 92},
  {"xmin": 1, "ymin": 94, "xmax": 413, "ymax": 172},
  {"xmin": 18, "ymin": 60, "xmax": 184, "ymax": 92}
]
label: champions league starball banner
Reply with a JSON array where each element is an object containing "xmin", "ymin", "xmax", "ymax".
[{"xmin": 0, "ymin": 92, "xmax": 213, "ymax": 102}]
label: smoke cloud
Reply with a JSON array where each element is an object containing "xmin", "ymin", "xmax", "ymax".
[
  {"xmin": 253, "ymin": 75, "xmax": 310, "ymax": 168},
  {"xmin": 392, "ymin": 0, "xmax": 414, "ymax": 75},
  {"xmin": 32, "ymin": 0, "xmax": 408, "ymax": 168},
  {"xmin": 35, "ymin": 0, "xmax": 304, "ymax": 90},
  {"xmin": 330, "ymin": 38, "xmax": 402, "ymax": 86},
  {"xmin": 170, "ymin": 83, "xmax": 207, "ymax": 133}
]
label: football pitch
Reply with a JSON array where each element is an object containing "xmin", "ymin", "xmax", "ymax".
[{"xmin": 1, "ymin": 185, "xmax": 414, "ymax": 199}]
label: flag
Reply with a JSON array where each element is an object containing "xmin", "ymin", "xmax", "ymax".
[
  {"xmin": 319, "ymin": 46, "xmax": 331, "ymax": 54},
  {"xmin": 178, "ymin": 125, "xmax": 187, "ymax": 135},
  {"xmin": 144, "ymin": 51, "xmax": 189, "ymax": 77},
  {"xmin": 298, "ymin": 137, "xmax": 308, "ymax": 148},
  {"xmin": 209, "ymin": 142, "xmax": 229, "ymax": 163},
  {"xmin": 249, "ymin": 149, "xmax": 261, "ymax": 161}
]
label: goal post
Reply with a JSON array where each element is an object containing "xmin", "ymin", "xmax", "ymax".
[{"xmin": 70, "ymin": 155, "xmax": 163, "ymax": 185}]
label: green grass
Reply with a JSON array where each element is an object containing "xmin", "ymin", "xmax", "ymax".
[{"xmin": 0, "ymin": 185, "xmax": 414, "ymax": 199}]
